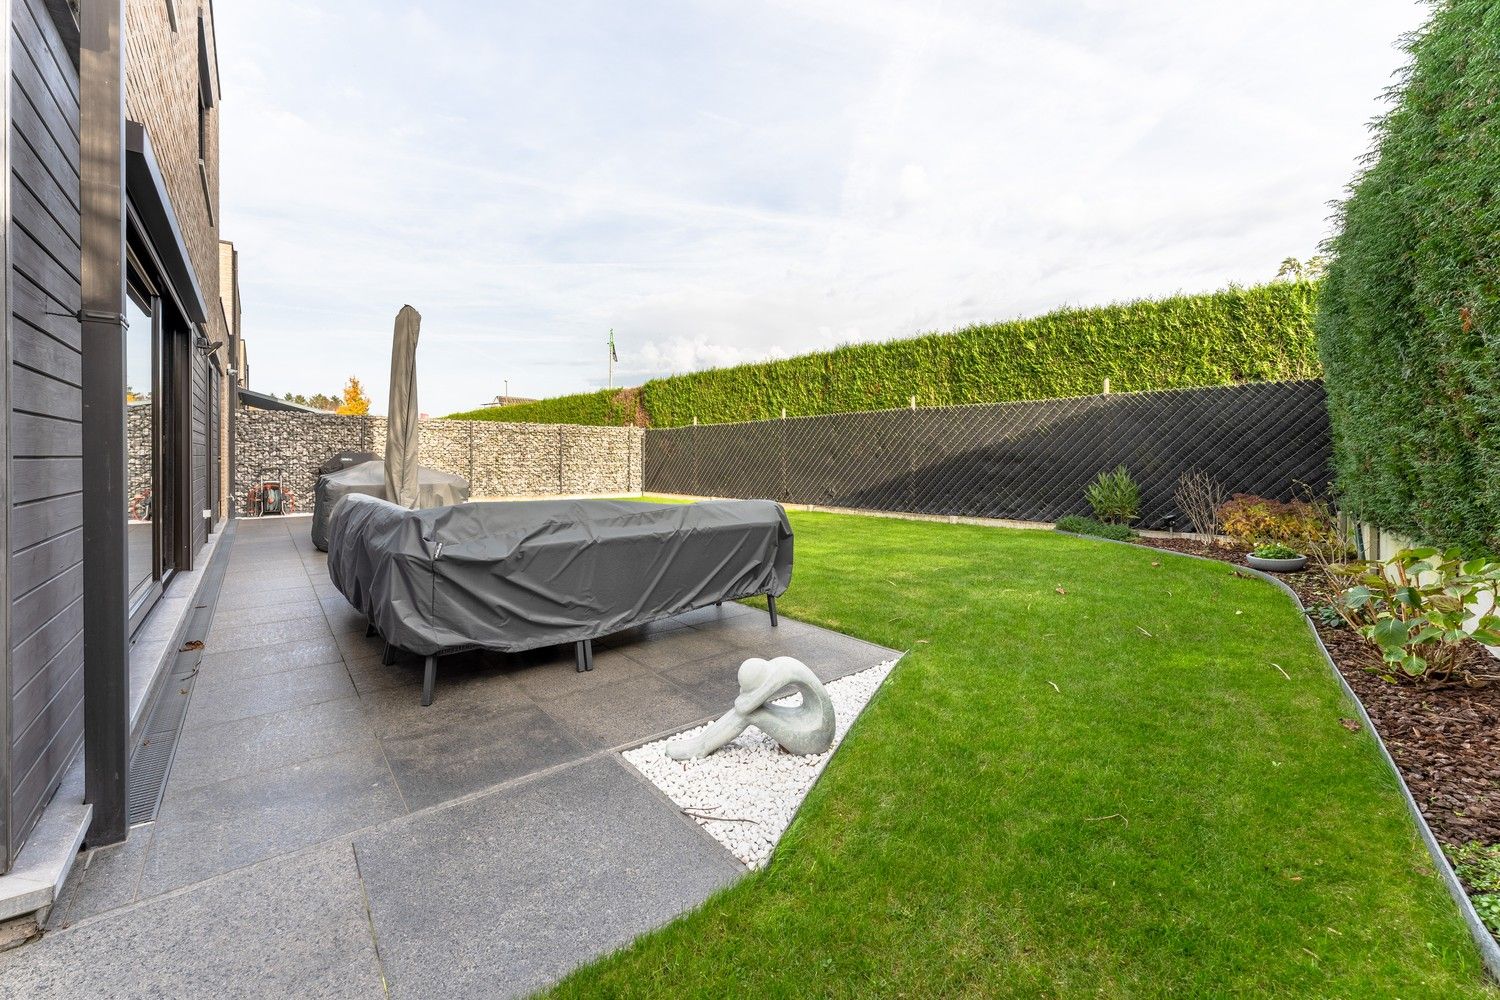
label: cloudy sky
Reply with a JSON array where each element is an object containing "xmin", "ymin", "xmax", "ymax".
[{"xmin": 215, "ymin": 0, "xmax": 1428, "ymax": 415}]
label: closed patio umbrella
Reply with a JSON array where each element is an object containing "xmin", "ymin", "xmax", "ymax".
[{"xmin": 385, "ymin": 305, "xmax": 422, "ymax": 508}]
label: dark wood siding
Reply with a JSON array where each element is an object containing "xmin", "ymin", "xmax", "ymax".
[
  {"xmin": 191, "ymin": 338, "xmax": 206, "ymax": 550},
  {"xmin": 6, "ymin": 0, "xmax": 83, "ymax": 866}
]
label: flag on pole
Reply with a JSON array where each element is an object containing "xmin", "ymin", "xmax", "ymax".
[{"xmin": 609, "ymin": 329, "xmax": 618, "ymax": 363}]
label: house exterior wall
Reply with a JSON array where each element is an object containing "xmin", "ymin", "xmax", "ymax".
[
  {"xmin": 1, "ymin": 0, "xmax": 227, "ymax": 870},
  {"xmin": 5, "ymin": 0, "xmax": 85, "ymax": 870},
  {"xmin": 125, "ymin": 0, "xmax": 224, "ymax": 551}
]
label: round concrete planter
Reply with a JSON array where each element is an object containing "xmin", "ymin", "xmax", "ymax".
[{"xmin": 1246, "ymin": 553, "xmax": 1308, "ymax": 573}]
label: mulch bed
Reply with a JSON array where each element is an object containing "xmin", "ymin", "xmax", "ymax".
[{"xmin": 1135, "ymin": 534, "xmax": 1500, "ymax": 851}]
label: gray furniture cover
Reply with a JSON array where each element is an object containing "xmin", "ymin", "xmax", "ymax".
[
  {"xmin": 325, "ymin": 495, "xmax": 793, "ymax": 657},
  {"xmin": 311, "ymin": 460, "xmax": 470, "ymax": 551}
]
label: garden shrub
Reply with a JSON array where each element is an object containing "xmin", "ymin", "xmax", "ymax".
[
  {"xmin": 447, "ymin": 387, "xmax": 645, "ymax": 426},
  {"xmin": 1055, "ymin": 515, "xmax": 1136, "ymax": 541},
  {"xmin": 1329, "ymin": 547, "xmax": 1500, "ymax": 682},
  {"xmin": 1085, "ymin": 466, "xmax": 1141, "ymax": 524},
  {"xmin": 1217, "ymin": 494, "xmax": 1335, "ymax": 551},
  {"xmin": 1317, "ymin": 0, "xmax": 1500, "ymax": 553}
]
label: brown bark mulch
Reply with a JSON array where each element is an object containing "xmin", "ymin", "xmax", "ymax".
[{"xmin": 1135, "ymin": 534, "xmax": 1500, "ymax": 850}]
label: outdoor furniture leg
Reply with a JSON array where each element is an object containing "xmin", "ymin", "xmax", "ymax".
[
  {"xmin": 575, "ymin": 640, "xmax": 588, "ymax": 673},
  {"xmin": 585, "ymin": 637, "xmax": 595, "ymax": 671},
  {"xmin": 421, "ymin": 655, "xmax": 437, "ymax": 707},
  {"xmin": 366, "ymin": 622, "xmax": 377, "ymax": 638},
  {"xmin": 768, "ymin": 593, "xmax": 779, "ymax": 627},
  {"xmin": 382, "ymin": 641, "xmax": 397, "ymax": 666}
]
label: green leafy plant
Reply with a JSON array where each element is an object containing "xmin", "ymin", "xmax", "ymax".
[
  {"xmin": 1306, "ymin": 603, "xmax": 1347, "ymax": 631},
  {"xmin": 1330, "ymin": 547, "xmax": 1500, "ymax": 682},
  {"xmin": 1317, "ymin": 1, "xmax": 1500, "ymax": 554},
  {"xmin": 1054, "ymin": 515, "xmax": 1135, "ymax": 541},
  {"xmin": 1252, "ymin": 544, "xmax": 1302, "ymax": 559},
  {"xmin": 1443, "ymin": 842, "xmax": 1500, "ymax": 936},
  {"xmin": 1085, "ymin": 467, "xmax": 1140, "ymax": 525}
]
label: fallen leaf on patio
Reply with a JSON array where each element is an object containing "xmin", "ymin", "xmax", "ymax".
[
  {"xmin": 1339, "ymin": 718, "xmax": 1361, "ymax": 732},
  {"xmin": 180, "ymin": 640, "xmax": 204, "ymax": 651},
  {"xmin": 1055, "ymin": 586, "xmax": 1067, "ymax": 595},
  {"xmin": 1151, "ymin": 561, "xmax": 1161, "ymax": 567},
  {"xmin": 1234, "ymin": 610, "xmax": 1243, "ymax": 615}
]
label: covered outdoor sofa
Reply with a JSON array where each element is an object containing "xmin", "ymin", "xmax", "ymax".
[
  {"xmin": 326, "ymin": 495, "xmax": 795, "ymax": 704},
  {"xmin": 311, "ymin": 458, "xmax": 470, "ymax": 551}
]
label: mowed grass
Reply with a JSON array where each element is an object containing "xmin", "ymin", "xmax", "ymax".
[{"xmin": 548, "ymin": 509, "xmax": 1498, "ymax": 998}]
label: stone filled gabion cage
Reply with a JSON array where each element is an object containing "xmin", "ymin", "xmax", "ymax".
[{"xmin": 234, "ymin": 409, "xmax": 644, "ymax": 512}]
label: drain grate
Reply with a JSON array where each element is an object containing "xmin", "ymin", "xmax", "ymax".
[{"xmin": 126, "ymin": 521, "xmax": 235, "ymax": 826}]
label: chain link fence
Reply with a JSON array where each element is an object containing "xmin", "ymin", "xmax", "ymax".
[{"xmin": 643, "ymin": 381, "xmax": 1331, "ymax": 528}]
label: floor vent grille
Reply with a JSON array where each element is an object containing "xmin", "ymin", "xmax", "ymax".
[{"xmin": 126, "ymin": 522, "xmax": 235, "ymax": 826}]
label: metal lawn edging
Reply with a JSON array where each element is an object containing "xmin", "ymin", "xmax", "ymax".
[{"xmin": 1055, "ymin": 528, "xmax": 1500, "ymax": 982}]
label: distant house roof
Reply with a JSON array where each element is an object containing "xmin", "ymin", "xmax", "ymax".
[{"xmin": 238, "ymin": 388, "xmax": 325, "ymax": 413}]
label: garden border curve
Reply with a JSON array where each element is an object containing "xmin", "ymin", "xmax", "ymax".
[{"xmin": 1057, "ymin": 530, "xmax": 1500, "ymax": 983}]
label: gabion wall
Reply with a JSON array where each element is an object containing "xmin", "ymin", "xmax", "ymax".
[
  {"xmin": 235, "ymin": 409, "xmax": 643, "ymax": 513},
  {"xmin": 643, "ymin": 381, "xmax": 1332, "ymax": 528}
]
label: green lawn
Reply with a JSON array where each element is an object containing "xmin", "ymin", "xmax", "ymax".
[{"xmin": 545, "ymin": 508, "xmax": 1499, "ymax": 998}]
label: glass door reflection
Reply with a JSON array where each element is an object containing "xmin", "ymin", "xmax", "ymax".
[{"xmin": 125, "ymin": 287, "xmax": 158, "ymax": 602}]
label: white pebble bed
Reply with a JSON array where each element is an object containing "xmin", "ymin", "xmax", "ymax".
[{"xmin": 622, "ymin": 658, "xmax": 898, "ymax": 869}]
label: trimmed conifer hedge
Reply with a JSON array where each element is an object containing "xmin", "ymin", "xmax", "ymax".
[
  {"xmin": 639, "ymin": 283, "xmax": 1319, "ymax": 426},
  {"xmin": 447, "ymin": 387, "xmax": 645, "ymax": 426},
  {"xmin": 1317, "ymin": 0, "xmax": 1500, "ymax": 552},
  {"xmin": 446, "ymin": 282, "xmax": 1321, "ymax": 428}
]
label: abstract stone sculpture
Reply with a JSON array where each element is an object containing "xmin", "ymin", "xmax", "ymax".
[{"xmin": 668, "ymin": 656, "xmax": 836, "ymax": 760}]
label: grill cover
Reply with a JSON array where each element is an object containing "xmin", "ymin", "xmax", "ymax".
[
  {"xmin": 311, "ymin": 460, "xmax": 470, "ymax": 551},
  {"xmin": 326, "ymin": 495, "xmax": 793, "ymax": 657}
]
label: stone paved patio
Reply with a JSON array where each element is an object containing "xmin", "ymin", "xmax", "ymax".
[{"xmin": 1, "ymin": 515, "xmax": 897, "ymax": 999}]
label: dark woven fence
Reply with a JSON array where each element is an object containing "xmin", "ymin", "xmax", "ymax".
[{"xmin": 642, "ymin": 381, "xmax": 1332, "ymax": 528}]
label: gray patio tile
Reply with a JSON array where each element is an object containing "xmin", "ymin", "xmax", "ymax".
[
  {"xmin": 342, "ymin": 651, "xmax": 412, "ymax": 696},
  {"xmin": 184, "ymin": 658, "xmax": 357, "ymax": 730},
  {"xmin": 541, "ymin": 672, "xmax": 717, "ymax": 750},
  {"xmin": 205, "ymin": 614, "xmax": 334, "ymax": 652},
  {"xmin": 620, "ymin": 626, "xmax": 739, "ymax": 671},
  {"xmin": 377, "ymin": 701, "xmax": 590, "ymax": 811},
  {"xmin": 355, "ymin": 757, "xmax": 741, "ymax": 1000},
  {"xmin": 594, "ymin": 617, "xmax": 692, "ymax": 648},
  {"xmin": 332, "ymin": 627, "xmax": 386, "ymax": 661},
  {"xmin": 654, "ymin": 649, "xmax": 751, "ymax": 706},
  {"xmin": 357, "ymin": 654, "xmax": 536, "ymax": 723},
  {"xmin": 795, "ymin": 632, "xmax": 900, "ymax": 682},
  {"xmin": 213, "ymin": 583, "xmax": 319, "ymax": 612},
  {"xmin": 698, "ymin": 611, "xmax": 817, "ymax": 645},
  {"xmin": 194, "ymin": 635, "xmax": 347, "ymax": 685},
  {"xmin": 507, "ymin": 645, "xmax": 652, "ymax": 701},
  {"xmin": 169, "ymin": 696, "xmax": 378, "ymax": 793},
  {"xmin": 46, "ymin": 834, "xmax": 149, "ymax": 928},
  {"xmin": 140, "ymin": 745, "xmax": 405, "ymax": 897},
  {"xmin": 206, "ymin": 599, "xmax": 328, "ymax": 631},
  {"xmin": 0, "ymin": 840, "xmax": 383, "ymax": 999},
  {"xmin": 670, "ymin": 601, "xmax": 759, "ymax": 627}
]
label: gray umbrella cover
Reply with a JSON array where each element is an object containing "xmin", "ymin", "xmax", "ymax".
[{"xmin": 385, "ymin": 305, "xmax": 422, "ymax": 507}]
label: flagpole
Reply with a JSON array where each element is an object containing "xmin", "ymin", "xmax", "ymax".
[{"xmin": 607, "ymin": 328, "xmax": 615, "ymax": 389}]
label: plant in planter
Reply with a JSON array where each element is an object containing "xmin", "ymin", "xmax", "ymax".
[
  {"xmin": 1086, "ymin": 466, "xmax": 1140, "ymax": 525},
  {"xmin": 1247, "ymin": 543, "xmax": 1308, "ymax": 573},
  {"xmin": 1330, "ymin": 547, "xmax": 1500, "ymax": 683}
]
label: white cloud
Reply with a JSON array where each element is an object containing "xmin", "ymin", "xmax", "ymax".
[{"xmin": 214, "ymin": 0, "xmax": 1427, "ymax": 415}]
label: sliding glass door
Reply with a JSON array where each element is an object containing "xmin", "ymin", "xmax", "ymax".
[{"xmin": 125, "ymin": 284, "xmax": 160, "ymax": 610}]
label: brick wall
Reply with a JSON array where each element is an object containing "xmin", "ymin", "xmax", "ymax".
[
  {"xmin": 125, "ymin": 0, "xmax": 225, "ymax": 353},
  {"xmin": 235, "ymin": 411, "xmax": 644, "ymax": 513}
]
